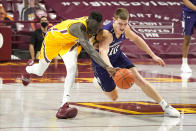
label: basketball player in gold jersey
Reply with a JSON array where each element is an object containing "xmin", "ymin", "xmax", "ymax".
[{"xmin": 22, "ymin": 11, "xmax": 117, "ymax": 119}]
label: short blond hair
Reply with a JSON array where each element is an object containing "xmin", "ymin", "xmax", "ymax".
[{"xmin": 114, "ymin": 8, "xmax": 129, "ymax": 20}]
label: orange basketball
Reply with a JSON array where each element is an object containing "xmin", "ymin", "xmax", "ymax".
[{"xmin": 113, "ymin": 68, "xmax": 135, "ymax": 89}]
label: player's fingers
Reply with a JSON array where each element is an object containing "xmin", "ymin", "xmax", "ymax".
[
  {"xmin": 162, "ymin": 61, "xmax": 166, "ymax": 67},
  {"xmin": 106, "ymin": 68, "xmax": 116, "ymax": 77},
  {"xmin": 159, "ymin": 59, "xmax": 165, "ymax": 67},
  {"xmin": 161, "ymin": 59, "xmax": 165, "ymax": 66}
]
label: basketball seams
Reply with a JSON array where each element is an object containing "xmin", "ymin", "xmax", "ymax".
[
  {"xmin": 113, "ymin": 68, "xmax": 135, "ymax": 89},
  {"xmin": 114, "ymin": 70, "xmax": 124, "ymax": 88},
  {"xmin": 122, "ymin": 72, "xmax": 131, "ymax": 89},
  {"xmin": 115, "ymin": 69, "xmax": 125, "ymax": 81}
]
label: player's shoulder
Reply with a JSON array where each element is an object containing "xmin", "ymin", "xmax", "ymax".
[
  {"xmin": 96, "ymin": 29, "xmax": 111, "ymax": 40},
  {"xmin": 68, "ymin": 22, "xmax": 87, "ymax": 38},
  {"xmin": 95, "ymin": 30, "xmax": 112, "ymax": 43},
  {"xmin": 69, "ymin": 22, "xmax": 85, "ymax": 30},
  {"xmin": 102, "ymin": 29, "xmax": 112, "ymax": 37}
]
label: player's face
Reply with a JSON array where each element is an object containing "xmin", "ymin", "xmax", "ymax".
[
  {"xmin": 113, "ymin": 18, "xmax": 128, "ymax": 34},
  {"xmin": 87, "ymin": 19, "xmax": 101, "ymax": 35}
]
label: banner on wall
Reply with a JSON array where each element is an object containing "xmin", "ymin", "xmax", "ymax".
[
  {"xmin": 45, "ymin": 0, "xmax": 196, "ymax": 58},
  {"xmin": 0, "ymin": 27, "xmax": 12, "ymax": 61}
]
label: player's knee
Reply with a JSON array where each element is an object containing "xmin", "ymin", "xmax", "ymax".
[
  {"xmin": 184, "ymin": 37, "xmax": 191, "ymax": 45},
  {"xmin": 184, "ymin": 41, "xmax": 190, "ymax": 46},
  {"xmin": 104, "ymin": 88, "xmax": 118, "ymax": 101},
  {"xmin": 111, "ymin": 94, "xmax": 118, "ymax": 101},
  {"xmin": 110, "ymin": 90, "xmax": 118, "ymax": 101},
  {"xmin": 186, "ymin": 42, "xmax": 190, "ymax": 46}
]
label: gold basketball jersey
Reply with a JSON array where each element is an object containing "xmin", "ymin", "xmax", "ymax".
[
  {"xmin": 50, "ymin": 16, "xmax": 88, "ymax": 43},
  {"xmin": 39, "ymin": 17, "xmax": 88, "ymax": 61}
]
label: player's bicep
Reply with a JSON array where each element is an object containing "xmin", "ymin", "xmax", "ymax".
[
  {"xmin": 69, "ymin": 23, "xmax": 88, "ymax": 40},
  {"xmin": 98, "ymin": 31, "xmax": 112, "ymax": 54},
  {"xmin": 99, "ymin": 37, "xmax": 109, "ymax": 52}
]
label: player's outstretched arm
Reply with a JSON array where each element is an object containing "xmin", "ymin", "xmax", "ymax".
[
  {"xmin": 69, "ymin": 23, "xmax": 117, "ymax": 76},
  {"xmin": 125, "ymin": 26, "xmax": 165, "ymax": 67}
]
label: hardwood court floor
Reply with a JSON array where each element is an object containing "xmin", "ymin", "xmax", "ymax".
[{"xmin": 0, "ymin": 59, "xmax": 196, "ymax": 131}]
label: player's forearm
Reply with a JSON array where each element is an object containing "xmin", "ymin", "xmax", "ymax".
[
  {"xmin": 183, "ymin": 0, "xmax": 196, "ymax": 11},
  {"xmin": 134, "ymin": 36, "xmax": 156, "ymax": 58},
  {"xmin": 80, "ymin": 40, "xmax": 109, "ymax": 69}
]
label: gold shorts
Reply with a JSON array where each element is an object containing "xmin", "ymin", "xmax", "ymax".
[{"xmin": 39, "ymin": 31, "xmax": 82, "ymax": 62}]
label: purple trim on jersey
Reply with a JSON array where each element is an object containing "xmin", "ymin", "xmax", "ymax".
[
  {"xmin": 182, "ymin": 0, "xmax": 196, "ymax": 12},
  {"xmin": 43, "ymin": 41, "xmax": 50, "ymax": 63}
]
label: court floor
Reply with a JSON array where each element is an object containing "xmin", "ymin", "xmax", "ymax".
[{"xmin": 0, "ymin": 59, "xmax": 196, "ymax": 131}]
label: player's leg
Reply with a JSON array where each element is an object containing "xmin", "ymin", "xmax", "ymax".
[
  {"xmin": 181, "ymin": 35, "xmax": 192, "ymax": 73},
  {"xmin": 92, "ymin": 61, "xmax": 118, "ymax": 101},
  {"xmin": 22, "ymin": 59, "xmax": 51, "ymax": 86},
  {"xmin": 61, "ymin": 47, "xmax": 78, "ymax": 106},
  {"xmin": 130, "ymin": 67, "xmax": 162, "ymax": 102},
  {"xmin": 26, "ymin": 59, "xmax": 50, "ymax": 76},
  {"xmin": 116, "ymin": 52, "xmax": 180, "ymax": 117},
  {"xmin": 94, "ymin": 77, "xmax": 118, "ymax": 101},
  {"xmin": 56, "ymin": 45, "xmax": 80, "ymax": 119},
  {"xmin": 103, "ymin": 89, "xmax": 118, "ymax": 101},
  {"xmin": 22, "ymin": 32, "xmax": 60, "ymax": 86},
  {"xmin": 93, "ymin": 52, "xmax": 134, "ymax": 101},
  {"xmin": 181, "ymin": 11, "xmax": 195, "ymax": 73},
  {"xmin": 130, "ymin": 67, "xmax": 180, "ymax": 117},
  {"xmin": 182, "ymin": 35, "xmax": 191, "ymax": 59}
]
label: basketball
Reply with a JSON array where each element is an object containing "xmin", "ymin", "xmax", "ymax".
[{"xmin": 113, "ymin": 68, "xmax": 135, "ymax": 89}]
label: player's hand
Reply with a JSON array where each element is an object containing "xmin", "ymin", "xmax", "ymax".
[
  {"xmin": 106, "ymin": 67, "xmax": 120, "ymax": 77},
  {"xmin": 152, "ymin": 55, "xmax": 165, "ymax": 67}
]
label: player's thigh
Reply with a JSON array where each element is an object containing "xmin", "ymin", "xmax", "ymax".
[
  {"xmin": 39, "ymin": 33, "xmax": 61, "ymax": 62},
  {"xmin": 61, "ymin": 45, "xmax": 79, "ymax": 68},
  {"xmin": 93, "ymin": 66, "xmax": 116, "ymax": 92}
]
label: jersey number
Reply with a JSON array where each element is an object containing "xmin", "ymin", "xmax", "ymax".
[{"xmin": 109, "ymin": 45, "xmax": 120, "ymax": 56}]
